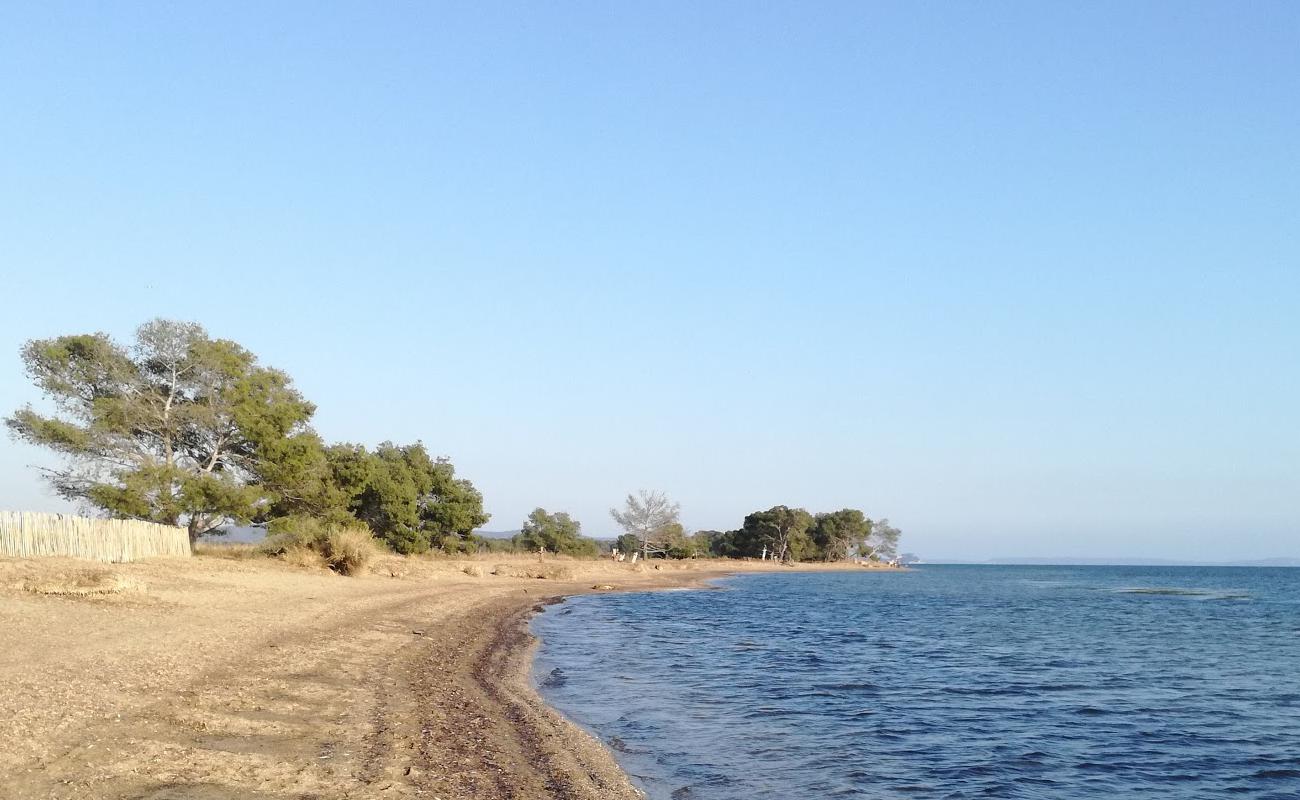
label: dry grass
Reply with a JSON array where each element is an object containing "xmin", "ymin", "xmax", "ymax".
[
  {"xmin": 279, "ymin": 546, "xmax": 327, "ymax": 570},
  {"xmin": 192, "ymin": 542, "xmax": 262, "ymax": 560},
  {"xmin": 20, "ymin": 567, "xmax": 143, "ymax": 596},
  {"xmin": 317, "ymin": 528, "xmax": 379, "ymax": 576},
  {"xmin": 370, "ymin": 555, "xmax": 412, "ymax": 578},
  {"xmin": 259, "ymin": 520, "xmax": 381, "ymax": 576},
  {"xmin": 491, "ymin": 563, "xmax": 575, "ymax": 580}
]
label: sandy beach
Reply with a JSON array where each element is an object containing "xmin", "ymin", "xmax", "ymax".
[{"xmin": 0, "ymin": 553, "xmax": 882, "ymax": 799}]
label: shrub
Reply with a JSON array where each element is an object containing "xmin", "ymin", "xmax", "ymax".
[
  {"xmin": 262, "ymin": 516, "xmax": 329, "ymax": 552},
  {"xmin": 280, "ymin": 545, "xmax": 327, "ymax": 570},
  {"xmin": 319, "ymin": 527, "xmax": 379, "ymax": 575},
  {"xmin": 261, "ymin": 517, "xmax": 381, "ymax": 576}
]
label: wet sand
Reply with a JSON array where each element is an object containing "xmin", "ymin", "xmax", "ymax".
[{"xmin": 0, "ymin": 553, "xmax": 884, "ymax": 799}]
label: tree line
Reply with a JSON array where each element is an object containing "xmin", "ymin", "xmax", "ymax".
[
  {"xmin": 5, "ymin": 319, "xmax": 488, "ymax": 551},
  {"xmin": 605, "ymin": 490, "xmax": 901, "ymax": 562},
  {"xmin": 499, "ymin": 491, "xmax": 903, "ymax": 563},
  {"xmin": 6, "ymin": 319, "xmax": 902, "ymax": 564}
]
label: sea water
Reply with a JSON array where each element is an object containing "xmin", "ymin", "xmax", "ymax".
[{"xmin": 531, "ymin": 565, "xmax": 1300, "ymax": 799}]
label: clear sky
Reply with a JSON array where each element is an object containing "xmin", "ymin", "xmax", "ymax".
[{"xmin": 2, "ymin": 2, "xmax": 1297, "ymax": 561}]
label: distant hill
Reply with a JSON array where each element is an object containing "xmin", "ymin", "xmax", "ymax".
[
  {"xmin": 474, "ymin": 530, "xmax": 520, "ymax": 540},
  {"xmin": 1232, "ymin": 557, "xmax": 1300, "ymax": 567}
]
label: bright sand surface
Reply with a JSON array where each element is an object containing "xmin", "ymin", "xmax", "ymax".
[{"xmin": 0, "ymin": 552, "xmax": 890, "ymax": 799}]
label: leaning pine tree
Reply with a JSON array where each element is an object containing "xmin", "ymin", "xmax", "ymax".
[{"xmin": 5, "ymin": 319, "xmax": 322, "ymax": 542}]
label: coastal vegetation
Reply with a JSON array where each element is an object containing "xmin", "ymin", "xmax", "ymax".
[
  {"xmin": 6, "ymin": 318, "xmax": 901, "ymax": 570},
  {"xmin": 5, "ymin": 319, "xmax": 489, "ymax": 561},
  {"xmin": 610, "ymin": 492, "xmax": 901, "ymax": 563},
  {"xmin": 259, "ymin": 518, "xmax": 380, "ymax": 575},
  {"xmin": 513, "ymin": 508, "xmax": 601, "ymax": 557}
]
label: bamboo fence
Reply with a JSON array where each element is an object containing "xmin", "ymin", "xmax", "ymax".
[{"xmin": 0, "ymin": 511, "xmax": 191, "ymax": 562}]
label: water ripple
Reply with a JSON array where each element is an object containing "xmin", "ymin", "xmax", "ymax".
[{"xmin": 533, "ymin": 565, "xmax": 1300, "ymax": 799}]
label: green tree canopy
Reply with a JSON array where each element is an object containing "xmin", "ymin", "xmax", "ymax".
[
  {"xmin": 733, "ymin": 505, "xmax": 814, "ymax": 562},
  {"xmin": 809, "ymin": 509, "xmax": 873, "ymax": 561},
  {"xmin": 325, "ymin": 441, "xmax": 488, "ymax": 554},
  {"xmin": 6, "ymin": 320, "xmax": 318, "ymax": 540},
  {"xmin": 614, "ymin": 533, "xmax": 641, "ymax": 557},
  {"xmin": 514, "ymin": 508, "xmax": 598, "ymax": 557},
  {"xmin": 705, "ymin": 529, "xmax": 741, "ymax": 558}
]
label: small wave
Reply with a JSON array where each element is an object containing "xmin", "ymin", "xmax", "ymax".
[
  {"xmin": 1031, "ymin": 683, "xmax": 1090, "ymax": 693},
  {"xmin": 608, "ymin": 735, "xmax": 645, "ymax": 754},
  {"xmin": 815, "ymin": 682, "xmax": 880, "ymax": 692},
  {"xmin": 1112, "ymin": 587, "xmax": 1249, "ymax": 600},
  {"xmin": 945, "ymin": 685, "xmax": 1019, "ymax": 696},
  {"xmin": 1253, "ymin": 768, "xmax": 1300, "ymax": 779},
  {"xmin": 1116, "ymin": 587, "xmax": 1211, "ymax": 596},
  {"xmin": 533, "ymin": 565, "xmax": 1298, "ymax": 800},
  {"xmin": 743, "ymin": 707, "xmax": 817, "ymax": 719}
]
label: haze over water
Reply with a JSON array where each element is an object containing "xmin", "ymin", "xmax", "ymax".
[{"xmin": 534, "ymin": 566, "xmax": 1300, "ymax": 799}]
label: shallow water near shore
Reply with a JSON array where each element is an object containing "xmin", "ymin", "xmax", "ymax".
[{"xmin": 532, "ymin": 564, "xmax": 1300, "ymax": 799}]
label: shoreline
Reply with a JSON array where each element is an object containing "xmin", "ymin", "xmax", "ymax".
[
  {"xmin": 483, "ymin": 567, "xmax": 753, "ymax": 800},
  {"xmin": 0, "ymin": 554, "xmax": 891, "ymax": 799}
]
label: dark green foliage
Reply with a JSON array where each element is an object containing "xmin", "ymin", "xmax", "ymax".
[
  {"xmin": 709, "ymin": 506, "xmax": 896, "ymax": 562},
  {"xmin": 662, "ymin": 525, "xmax": 723, "ymax": 559},
  {"xmin": 681, "ymin": 529, "xmax": 722, "ymax": 558},
  {"xmin": 326, "ymin": 441, "xmax": 489, "ymax": 554},
  {"xmin": 421, "ymin": 458, "xmax": 491, "ymax": 548},
  {"xmin": 705, "ymin": 529, "xmax": 741, "ymax": 558},
  {"xmin": 810, "ymin": 509, "xmax": 873, "ymax": 561},
  {"xmin": 254, "ymin": 430, "xmax": 351, "ymax": 526},
  {"xmin": 603, "ymin": 502, "xmax": 900, "ymax": 563},
  {"xmin": 729, "ymin": 506, "xmax": 814, "ymax": 562},
  {"xmin": 514, "ymin": 508, "xmax": 600, "ymax": 557},
  {"xmin": 656, "ymin": 522, "xmax": 689, "ymax": 558},
  {"xmin": 614, "ymin": 533, "xmax": 641, "ymax": 557}
]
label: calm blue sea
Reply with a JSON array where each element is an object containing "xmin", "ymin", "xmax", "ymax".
[{"xmin": 531, "ymin": 565, "xmax": 1300, "ymax": 799}]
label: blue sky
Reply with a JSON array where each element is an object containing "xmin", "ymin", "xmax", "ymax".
[{"xmin": 2, "ymin": 2, "xmax": 1297, "ymax": 560}]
